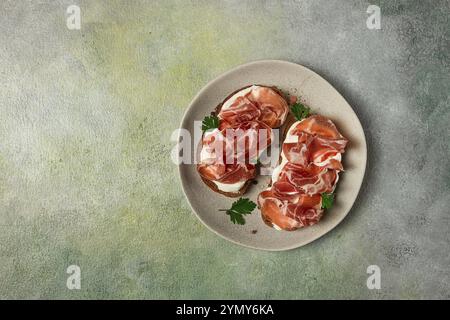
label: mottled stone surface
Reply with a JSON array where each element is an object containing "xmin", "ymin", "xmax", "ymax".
[{"xmin": 0, "ymin": 0, "xmax": 449, "ymax": 299}]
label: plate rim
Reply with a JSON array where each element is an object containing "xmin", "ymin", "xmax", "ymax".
[{"xmin": 178, "ymin": 59, "xmax": 367, "ymax": 251}]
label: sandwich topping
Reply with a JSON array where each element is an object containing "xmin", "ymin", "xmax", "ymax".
[
  {"xmin": 219, "ymin": 85, "xmax": 289, "ymax": 128},
  {"xmin": 257, "ymin": 115, "xmax": 348, "ymax": 231},
  {"xmin": 197, "ymin": 86, "xmax": 289, "ymax": 193},
  {"xmin": 195, "ymin": 85, "xmax": 348, "ymax": 230}
]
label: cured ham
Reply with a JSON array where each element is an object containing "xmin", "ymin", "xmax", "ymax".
[
  {"xmin": 218, "ymin": 85, "xmax": 289, "ymax": 128},
  {"xmin": 283, "ymin": 116, "xmax": 347, "ymax": 170},
  {"xmin": 258, "ymin": 189, "xmax": 323, "ymax": 231},
  {"xmin": 198, "ymin": 162, "xmax": 256, "ymax": 184},
  {"xmin": 198, "ymin": 86, "xmax": 289, "ymax": 195},
  {"xmin": 278, "ymin": 163, "xmax": 337, "ymax": 195},
  {"xmin": 258, "ymin": 115, "xmax": 348, "ymax": 231},
  {"xmin": 197, "ymin": 121, "xmax": 270, "ymax": 184}
]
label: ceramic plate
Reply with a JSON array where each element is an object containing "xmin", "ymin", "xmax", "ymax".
[{"xmin": 178, "ymin": 60, "xmax": 366, "ymax": 251}]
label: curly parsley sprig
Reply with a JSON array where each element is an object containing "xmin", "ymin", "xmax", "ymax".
[
  {"xmin": 219, "ymin": 198, "xmax": 257, "ymax": 225},
  {"xmin": 321, "ymin": 193, "xmax": 334, "ymax": 209},
  {"xmin": 291, "ymin": 102, "xmax": 311, "ymax": 121},
  {"xmin": 202, "ymin": 115, "xmax": 219, "ymax": 132}
]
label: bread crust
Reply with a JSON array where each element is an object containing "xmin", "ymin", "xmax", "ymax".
[{"xmin": 200, "ymin": 85, "xmax": 288, "ymax": 197}]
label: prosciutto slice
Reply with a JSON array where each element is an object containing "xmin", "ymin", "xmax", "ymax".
[
  {"xmin": 197, "ymin": 120, "xmax": 271, "ymax": 184},
  {"xmin": 279, "ymin": 163, "xmax": 337, "ymax": 195},
  {"xmin": 258, "ymin": 114, "xmax": 348, "ymax": 231},
  {"xmin": 218, "ymin": 86, "xmax": 289, "ymax": 128},
  {"xmin": 258, "ymin": 190, "xmax": 323, "ymax": 231},
  {"xmin": 198, "ymin": 162, "xmax": 256, "ymax": 184},
  {"xmin": 198, "ymin": 86, "xmax": 288, "ymax": 189}
]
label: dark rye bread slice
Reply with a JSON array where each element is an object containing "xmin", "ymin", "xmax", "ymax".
[{"xmin": 199, "ymin": 85, "xmax": 289, "ymax": 198}]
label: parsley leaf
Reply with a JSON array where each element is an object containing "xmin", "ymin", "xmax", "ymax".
[
  {"xmin": 221, "ymin": 198, "xmax": 257, "ymax": 225},
  {"xmin": 291, "ymin": 102, "xmax": 311, "ymax": 121},
  {"xmin": 321, "ymin": 193, "xmax": 334, "ymax": 209},
  {"xmin": 228, "ymin": 210, "xmax": 246, "ymax": 225},
  {"xmin": 202, "ymin": 115, "xmax": 219, "ymax": 132}
]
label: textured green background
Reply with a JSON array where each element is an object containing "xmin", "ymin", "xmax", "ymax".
[{"xmin": 0, "ymin": 0, "xmax": 449, "ymax": 299}]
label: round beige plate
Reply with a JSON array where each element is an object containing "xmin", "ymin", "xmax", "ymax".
[{"xmin": 179, "ymin": 60, "xmax": 367, "ymax": 251}]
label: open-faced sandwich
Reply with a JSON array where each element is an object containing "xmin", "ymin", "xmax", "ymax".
[
  {"xmin": 197, "ymin": 85, "xmax": 289, "ymax": 197},
  {"xmin": 196, "ymin": 85, "xmax": 348, "ymax": 230},
  {"xmin": 258, "ymin": 114, "xmax": 348, "ymax": 230}
]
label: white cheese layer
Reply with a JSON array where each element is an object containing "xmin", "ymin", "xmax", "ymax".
[{"xmin": 213, "ymin": 180, "xmax": 246, "ymax": 193}]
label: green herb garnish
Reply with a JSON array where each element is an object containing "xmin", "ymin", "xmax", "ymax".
[
  {"xmin": 202, "ymin": 115, "xmax": 219, "ymax": 132},
  {"xmin": 250, "ymin": 157, "xmax": 260, "ymax": 166},
  {"xmin": 219, "ymin": 198, "xmax": 257, "ymax": 225},
  {"xmin": 321, "ymin": 193, "xmax": 334, "ymax": 209},
  {"xmin": 291, "ymin": 102, "xmax": 311, "ymax": 121}
]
